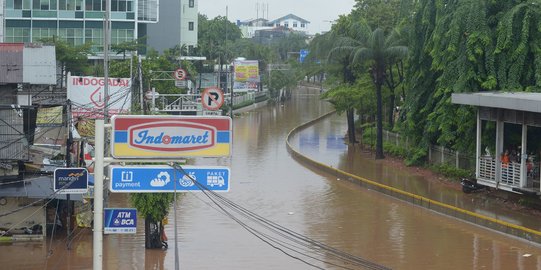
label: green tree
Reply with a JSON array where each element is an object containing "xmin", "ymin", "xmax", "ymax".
[
  {"xmin": 352, "ymin": 0, "xmax": 402, "ymax": 33},
  {"xmin": 197, "ymin": 14, "xmax": 242, "ymax": 64},
  {"xmin": 402, "ymin": 0, "xmax": 541, "ymax": 165},
  {"xmin": 130, "ymin": 193, "xmax": 174, "ymax": 249},
  {"xmin": 331, "ymin": 22, "xmax": 408, "ymax": 158},
  {"xmin": 40, "ymin": 37, "xmax": 92, "ymax": 88},
  {"xmin": 326, "ymin": 17, "xmax": 361, "ymax": 144},
  {"xmin": 271, "ymin": 33, "xmax": 308, "ymax": 62},
  {"xmin": 111, "ymin": 38, "xmax": 147, "ymax": 60}
]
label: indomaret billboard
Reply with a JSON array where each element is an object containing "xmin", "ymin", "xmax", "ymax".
[{"xmin": 67, "ymin": 74, "xmax": 132, "ymax": 119}]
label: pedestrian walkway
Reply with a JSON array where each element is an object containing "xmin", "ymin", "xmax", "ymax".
[{"xmin": 287, "ymin": 111, "xmax": 541, "ymax": 244}]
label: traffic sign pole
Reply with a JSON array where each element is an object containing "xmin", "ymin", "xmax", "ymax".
[{"xmin": 173, "ymin": 166, "xmax": 180, "ymax": 270}]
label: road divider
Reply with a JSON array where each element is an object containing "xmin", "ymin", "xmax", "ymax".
[{"xmin": 286, "ymin": 110, "xmax": 541, "ymax": 244}]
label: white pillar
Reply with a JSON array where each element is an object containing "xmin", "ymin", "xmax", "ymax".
[
  {"xmin": 520, "ymin": 124, "xmax": 527, "ymax": 188},
  {"xmin": 93, "ymin": 120, "xmax": 104, "ymax": 270},
  {"xmin": 495, "ymin": 112, "xmax": 504, "ymax": 186},
  {"xmin": 476, "ymin": 109, "xmax": 482, "ymax": 178}
]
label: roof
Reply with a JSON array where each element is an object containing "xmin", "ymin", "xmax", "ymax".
[
  {"xmin": 451, "ymin": 92, "xmax": 541, "ymax": 113},
  {"xmin": 0, "ymin": 175, "xmax": 94, "ymax": 201},
  {"xmin": 269, "ymin": 14, "xmax": 310, "ymax": 24},
  {"xmin": 240, "ymin": 18, "xmax": 269, "ymax": 24}
]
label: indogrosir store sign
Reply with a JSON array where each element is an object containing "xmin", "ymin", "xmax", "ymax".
[
  {"xmin": 67, "ymin": 74, "xmax": 132, "ymax": 119},
  {"xmin": 111, "ymin": 115, "xmax": 232, "ymax": 158}
]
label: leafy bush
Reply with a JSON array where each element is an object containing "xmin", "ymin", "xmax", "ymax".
[{"xmin": 428, "ymin": 164, "xmax": 472, "ymax": 179}]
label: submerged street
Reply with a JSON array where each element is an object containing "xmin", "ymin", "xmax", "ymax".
[{"xmin": 2, "ymin": 87, "xmax": 541, "ymax": 269}]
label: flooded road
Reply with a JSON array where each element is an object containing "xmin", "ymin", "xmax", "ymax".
[{"xmin": 2, "ymin": 87, "xmax": 541, "ymax": 269}]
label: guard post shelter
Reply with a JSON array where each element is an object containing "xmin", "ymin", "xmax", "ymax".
[{"xmin": 452, "ymin": 92, "xmax": 541, "ymax": 196}]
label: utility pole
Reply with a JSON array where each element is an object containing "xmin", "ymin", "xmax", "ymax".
[
  {"xmin": 103, "ymin": 0, "xmax": 110, "ymax": 122},
  {"xmin": 65, "ymin": 100, "xmax": 72, "ymax": 250}
]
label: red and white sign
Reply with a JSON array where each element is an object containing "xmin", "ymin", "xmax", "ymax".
[
  {"xmin": 111, "ymin": 115, "xmax": 232, "ymax": 158},
  {"xmin": 67, "ymin": 74, "xmax": 132, "ymax": 119},
  {"xmin": 173, "ymin": 68, "xmax": 186, "ymax": 80},
  {"xmin": 201, "ymin": 87, "xmax": 224, "ymax": 111}
]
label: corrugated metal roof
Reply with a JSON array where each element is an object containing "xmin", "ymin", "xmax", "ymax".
[
  {"xmin": 23, "ymin": 45, "xmax": 57, "ymax": 84},
  {"xmin": 0, "ymin": 43, "xmax": 24, "ymax": 84}
]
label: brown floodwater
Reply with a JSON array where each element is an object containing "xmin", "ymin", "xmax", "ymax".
[{"xmin": 2, "ymin": 86, "xmax": 541, "ymax": 269}]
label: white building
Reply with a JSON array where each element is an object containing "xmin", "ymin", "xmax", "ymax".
[
  {"xmin": 237, "ymin": 14, "xmax": 310, "ymax": 39},
  {"xmin": 268, "ymin": 14, "xmax": 309, "ymax": 35},
  {"xmin": 147, "ymin": 0, "xmax": 198, "ymax": 54},
  {"xmin": 237, "ymin": 18, "xmax": 271, "ymax": 39}
]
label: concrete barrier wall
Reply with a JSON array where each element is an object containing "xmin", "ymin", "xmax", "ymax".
[{"xmin": 286, "ymin": 111, "xmax": 541, "ymax": 244}]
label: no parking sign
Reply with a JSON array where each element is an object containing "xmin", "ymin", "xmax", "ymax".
[{"xmin": 201, "ymin": 87, "xmax": 224, "ymax": 111}]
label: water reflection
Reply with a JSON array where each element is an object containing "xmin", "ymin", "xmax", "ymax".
[{"xmin": 1, "ymin": 86, "xmax": 541, "ymax": 269}]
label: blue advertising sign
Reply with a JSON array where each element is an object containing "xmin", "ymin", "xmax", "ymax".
[
  {"xmin": 299, "ymin": 49, "xmax": 309, "ymax": 63},
  {"xmin": 109, "ymin": 166, "xmax": 230, "ymax": 193},
  {"xmin": 53, "ymin": 168, "xmax": 89, "ymax": 194},
  {"xmin": 104, "ymin": 208, "xmax": 137, "ymax": 234}
]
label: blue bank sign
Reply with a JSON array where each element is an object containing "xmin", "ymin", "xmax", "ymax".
[
  {"xmin": 109, "ymin": 166, "xmax": 230, "ymax": 193},
  {"xmin": 104, "ymin": 208, "xmax": 137, "ymax": 234},
  {"xmin": 54, "ymin": 168, "xmax": 88, "ymax": 194}
]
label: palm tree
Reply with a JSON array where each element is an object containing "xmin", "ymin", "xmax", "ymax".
[
  {"xmin": 331, "ymin": 23, "xmax": 408, "ymax": 159},
  {"xmin": 321, "ymin": 30, "xmax": 360, "ymax": 144}
]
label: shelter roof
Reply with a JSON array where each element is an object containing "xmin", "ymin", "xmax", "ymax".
[{"xmin": 452, "ymin": 92, "xmax": 541, "ymax": 113}]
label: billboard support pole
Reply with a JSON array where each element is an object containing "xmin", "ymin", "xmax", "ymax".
[{"xmin": 93, "ymin": 119, "xmax": 104, "ymax": 270}]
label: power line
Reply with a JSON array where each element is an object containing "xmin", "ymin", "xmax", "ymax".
[{"xmin": 171, "ymin": 163, "xmax": 390, "ymax": 270}]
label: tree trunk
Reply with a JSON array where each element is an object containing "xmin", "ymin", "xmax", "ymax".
[
  {"xmin": 375, "ymin": 82, "xmax": 385, "ymax": 159},
  {"xmin": 346, "ymin": 109, "xmax": 357, "ymax": 144},
  {"xmin": 388, "ymin": 89, "xmax": 395, "ymax": 128},
  {"xmin": 144, "ymin": 218, "xmax": 151, "ymax": 249}
]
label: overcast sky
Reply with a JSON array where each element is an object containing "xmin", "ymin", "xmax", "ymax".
[{"xmin": 198, "ymin": 0, "xmax": 357, "ymax": 34}]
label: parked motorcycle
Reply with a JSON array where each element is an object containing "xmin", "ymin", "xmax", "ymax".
[{"xmin": 460, "ymin": 178, "xmax": 486, "ymax": 193}]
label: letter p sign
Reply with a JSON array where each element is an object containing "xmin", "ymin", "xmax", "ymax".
[{"xmin": 202, "ymin": 87, "xmax": 224, "ymax": 111}]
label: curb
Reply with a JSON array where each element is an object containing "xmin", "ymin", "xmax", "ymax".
[{"xmin": 286, "ymin": 111, "xmax": 541, "ymax": 244}]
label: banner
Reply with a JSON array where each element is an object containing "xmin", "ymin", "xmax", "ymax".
[
  {"xmin": 234, "ymin": 60, "xmax": 259, "ymax": 83},
  {"xmin": 67, "ymin": 74, "xmax": 132, "ymax": 119},
  {"xmin": 36, "ymin": 106, "xmax": 64, "ymax": 127}
]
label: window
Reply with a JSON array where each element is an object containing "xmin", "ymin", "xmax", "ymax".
[
  {"xmin": 188, "ymin": 22, "xmax": 194, "ymax": 31},
  {"xmin": 5, "ymin": 27, "xmax": 31, "ymax": 42},
  {"xmin": 284, "ymin": 23, "xmax": 289, "ymax": 28},
  {"xmin": 85, "ymin": 28, "xmax": 103, "ymax": 52},
  {"xmin": 301, "ymin": 23, "xmax": 305, "ymax": 28},
  {"xmin": 58, "ymin": 28, "xmax": 84, "ymax": 46},
  {"xmin": 293, "ymin": 23, "xmax": 297, "ymax": 28},
  {"xmin": 32, "ymin": 27, "xmax": 56, "ymax": 42},
  {"xmin": 189, "ymin": 0, "xmax": 194, "ymax": 8}
]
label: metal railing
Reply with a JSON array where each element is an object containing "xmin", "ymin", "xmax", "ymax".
[
  {"xmin": 154, "ymin": 91, "xmax": 269, "ymax": 113},
  {"xmin": 500, "ymin": 162, "xmax": 521, "ymax": 187},
  {"xmin": 479, "ymin": 156, "xmax": 496, "ymax": 181}
]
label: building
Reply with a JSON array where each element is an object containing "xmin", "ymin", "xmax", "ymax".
[
  {"xmin": 268, "ymin": 14, "xmax": 309, "ymax": 35},
  {"xmin": 452, "ymin": 92, "xmax": 541, "ymax": 196},
  {"xmin": 237, "ymin": 18, "xmax": 270, "ymax": 39},
  {"xmin": 1, "ymin": 0, "xmax": 159, "ymax": 54},
  {"xmin": 146, "ymin": 0, "xmax": 198, "ymax": 54},
  {"xmin": 253, "ymin": 26, "xmax": 291, "ymax": 45},
  {"xmin": 237, "ymin": 13, "xmax": 309, "ymax": 39}
]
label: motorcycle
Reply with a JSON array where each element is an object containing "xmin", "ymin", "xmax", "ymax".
[{"xmin": 460, "ymin": 178, "xmax": 486, "ymax": 193}]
